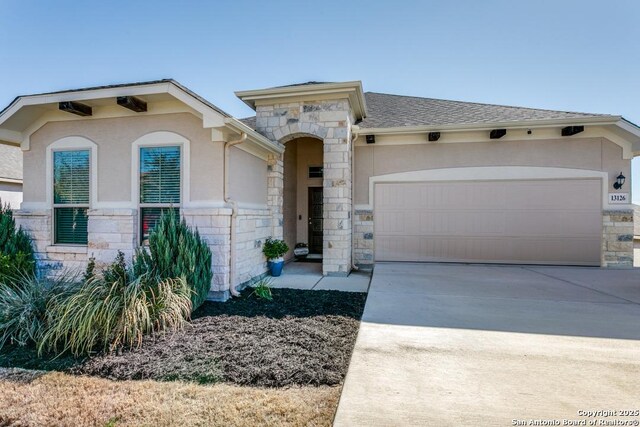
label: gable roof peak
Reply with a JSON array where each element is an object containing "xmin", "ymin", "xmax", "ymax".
[{"xmin": 272, "ymin": 81, "xmax": 335, "ymax": 89}]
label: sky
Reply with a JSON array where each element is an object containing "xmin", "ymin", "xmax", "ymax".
[{"xmin": 1, "ymin": 0, "xmax": 639, "ymax": 199}]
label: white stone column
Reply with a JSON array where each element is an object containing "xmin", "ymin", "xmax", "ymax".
[
  {"xmin": 353, "ymin": 209, "xmax": 374, "ymax": 266},
  {"xmin": 255, "ymin": 99, "xmax": 355, "ymax": 276},
  {"xmin": 267, "ymin": 153, "xmax": 284, "ymax": 240},
  {"xmin": 322, "ymin": 132, "xmax": 352, "ymax": 276},
  {"xmin": 601, "ymin": 209, "xmax": 634, "ymax": 267}
]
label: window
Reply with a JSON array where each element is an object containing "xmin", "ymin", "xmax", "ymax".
[
  {"xmin": 53, "ymin": 150, "xmax": 90, "ymax": 244},
  {"xmin": 139, "ymin": 146, "xmax": 181, "ymax": 243},
  {"xmin": 308, "ymin": 166, "xmax": 323, "ymax": 178}
]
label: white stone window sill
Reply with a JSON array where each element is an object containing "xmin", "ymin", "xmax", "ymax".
[{"xmin": 46, "ymin": 245, "xmax": 88, "ymax": 254}]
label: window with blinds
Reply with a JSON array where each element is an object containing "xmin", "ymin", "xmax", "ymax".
[
  {"xmin": 139, "ymin": 146, "xmax": 181, "ymax": 243},
  {"xmin": 53, "ymin": 150, "xmax": 90, "ymax": 244}
]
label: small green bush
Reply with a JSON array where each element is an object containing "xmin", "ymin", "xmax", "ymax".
[
  {"xmin": 136, "ymin": 211, "xmax": 212, "ymax": 310},
  {"xmin": 0, "ymin": 202, "xmax": 35, "ymax": 280},
  {"xmin": 1, "ymin": 210, "xmax": 208, "ymax": 358},
  {"xmin": 262, "ymin": 238, "xmax": 289, "ymax": 260},
  {"xmin": 0, "ymin": 273, "xmax": 77, "ymax": 349},
  {"xmin": 251, "ymin": 278, "xmax": 273, "ymax": 301},
  {"xmin": 83, "ymin": 257, "xmax": 96, "ymax": 283},
  {"xmin": 39, "ymin": 251, "xmax": 192, "ymax": 357}
]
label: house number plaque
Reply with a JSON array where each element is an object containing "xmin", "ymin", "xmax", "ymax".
[{"xmin": 608, "ymin": 193, "xmax": 629, "ymax": 204}]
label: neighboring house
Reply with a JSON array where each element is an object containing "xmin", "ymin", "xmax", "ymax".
[
  {"xmin": 634, "ymin": 205, "xmax": 640, "ymax": 267},
  {"xmin": 0, "ymin": 79, "xmax": 638, "ymax": 300},
  {"xmin": 0, "ymin": 144, "xmax": 22, "ymax": 208}
]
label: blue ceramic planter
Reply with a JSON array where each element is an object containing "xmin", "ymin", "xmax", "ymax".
[{"xmin": 269, "ymin": 259, "xmax": 284, "ymax": 277}]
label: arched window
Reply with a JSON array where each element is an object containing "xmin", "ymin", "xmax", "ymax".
[
  {"xmin": 132, "ymin": 131, "xmax": 189, "ymax": 244},
  {"xmin": 47, "ymin": 136, "xmax": 97, "ymax": 245}
]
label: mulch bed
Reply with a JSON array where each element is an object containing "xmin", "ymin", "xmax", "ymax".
[{"xmin": 0, "ymin": 288, "xmax": 367, "ymax": 388}]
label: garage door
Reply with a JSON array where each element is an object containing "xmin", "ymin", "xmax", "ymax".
[{"xmin": 374, "ymin": 179, "xmax": 601, "ymax": 265}]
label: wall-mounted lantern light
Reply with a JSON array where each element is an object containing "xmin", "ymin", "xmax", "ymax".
[{"xmin": 613, "ymin": 172, "xmax": 626, "ymax": 190}]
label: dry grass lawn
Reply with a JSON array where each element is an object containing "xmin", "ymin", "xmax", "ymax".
[{"xmin": 0, "ymin": 369, "xmax": 341, "ymax": 427}]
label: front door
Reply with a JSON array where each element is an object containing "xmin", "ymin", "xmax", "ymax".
[{"xmin": 308, "ymin": 187, "xmax": 323, "ymax": 254}]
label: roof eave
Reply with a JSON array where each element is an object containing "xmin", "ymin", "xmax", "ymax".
[
  {"xmin": 235, "ymin": 81, "xmax": 367, "ymax": 120},
  {"xmin": 224, "ymin": 117, "xmax": 284, "ymax": 154},
  {"xmin": 0, "ymin": 81, "xmax": 177, "ymax": 125},
  {"xmin": 0, "ymin": 80, "xmax": 282, "ymax": 154},
  {"xmin": 357, "ymin": 115, "xmax": 625, "ymax": 135},
  {"xmin": 0, "ymin": 177, "xmax": 22, "ymax": 184}
]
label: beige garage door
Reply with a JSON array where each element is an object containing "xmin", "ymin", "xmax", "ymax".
[{"xmin": 374, "ymin": 179, "xmax": 602, "ymax": 265}]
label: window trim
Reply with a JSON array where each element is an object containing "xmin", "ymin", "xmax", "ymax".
[
  {"xmin": 46, "ymin": 137, "xmax": 97, "ymax": 246},
  {"xmin": 138, "ymin": 145, "xmax": 183, "ymax": 243},
  {"xmin": 132, "ymin": 132, "xmax": 188, "ymax": 245},
  {"xmin": 52, "ymin": 149, "xmax": 91, "ymax": 246}
]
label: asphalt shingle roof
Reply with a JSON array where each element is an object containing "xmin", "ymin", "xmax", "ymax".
[
  {"xmin": 0, "ymin": 144, "xmax": 22, "ymax": 181},
  {"xmin": 357, "ymin": 92, "xmax": 613, "ymax": 129},
  {"xmin": 240, "ymin": 116, "xmax": 256, "ymax": 129},
  {"xmin": 239, "ymin": 91, "xmax": 614, "ymax": 131}
]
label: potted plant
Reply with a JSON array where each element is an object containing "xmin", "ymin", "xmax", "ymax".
[{"xmin": 263, "ymin": 237, "xmax": 289, "ymax": 277}]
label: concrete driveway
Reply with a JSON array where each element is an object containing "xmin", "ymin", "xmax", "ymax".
[{"xmin": 334, "ymin": 263, "xmax": 640, "ymax": 426}]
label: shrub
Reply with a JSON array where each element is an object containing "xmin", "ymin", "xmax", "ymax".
[
  {"xmin": 0, "ymin": 273, "xmax": 77, "ymax": 349},
  {"xmin": 83, "ymin": 257, "xmax": 96, "ymax": 283},
  {"xmin": 39, "ymin": 251, "xmax": 192, "ymax": 357},
  {"xmin": 0, "ymin": 202, "xmax": 35, "ymax": 280},
  {"xmin": 263, "ymin": 238, "xmax": 289, "ymax": 260},
  {"xmin": 135, "ymin": 212, "xmax": 212, "ymax": 310},
  {"xmin": 251, "ymin": 277, "xmax": 273, "ymax": 301}
]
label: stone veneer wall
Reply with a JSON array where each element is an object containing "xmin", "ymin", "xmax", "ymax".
[
  {"xmin": 13, "ymin": 210, "xmax": 50, "ymax": 268},
  {"xmin": 266, "ymin": 154, "xmax": 284, "ymax": 241},
  {"xmin": 14, "ymin": 209, "xmax": 89, "ymax": 277},
  {"xmin": 87, "ymin": 209, "xmax": 137, "ymax": 268},
  {"xmin": 256, "ymin": 99, "xmax": 354, "ymax": 276},
  {"xmin": 353, "ymin": 209, "xmax": 374, "ymax": 266},
  {"xmin": 182, "ymin": 208, "xmax": 231, "ymax": 300},
  {"xmin": 602, "ymin": 209, "xmax": 634, "ymax": 267},
  {"xmin": 183, "ymin": 207, "xmax": 271, "ymax": 301},
  {"xmin": 16, "ymin": 209, "xmax": 139, "ymax": 275},
  {"xmin": 15, "ymin": 207, "xmax": 272, "ymax": 301},
  {"xmin": 234, "ymin": 208, "xmax": 271, "ymax": 286}
]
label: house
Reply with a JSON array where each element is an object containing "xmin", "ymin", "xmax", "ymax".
[
  {"xmin": 635, "ymin": 205, "xmax": 640, "ymax": 267},
  {"xmin": 0, "ymin": 79, "xmax": 638, "ymax": 300},
  {"xmin": 0, "ymin": 144, "xmax": 22, "ymax": 208}
]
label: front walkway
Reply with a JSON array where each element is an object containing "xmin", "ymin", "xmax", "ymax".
[
  {"xmin": 268, "ymin": 261, "xmax": 371, "ymax": 292},
  {"xmin": 334, "ymin": 262, "xmax": 640, "ymax": 426}
]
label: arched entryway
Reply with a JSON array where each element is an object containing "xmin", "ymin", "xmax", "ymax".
[
  {"xmin": 282, "ymin": 135, "xmax": 324, "ymax": 262},
  {"xmin": 254, "ymin": 93, "xmax": 357, "ymax": 276}
]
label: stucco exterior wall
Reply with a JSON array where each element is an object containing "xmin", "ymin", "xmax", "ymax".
[
  {"xmin": 25, "ymin": 113, "xmax": 224, "ymax": 204},
  {"xmin": 0, "ymin": 181, "xmax": 22, "ymax": 208},
  {"xmin": 228, "ymin": 147, "xmax": 268, "ymax": 206},
  {"xmin": 352, "ymin": 136, "xmax": 632, "ymax": 267},
  {"xmin": 354, "ymin": 137, "xmax": 629, "ymax": 206},
  {"xmin": 18, "ymin": 112, "xmax": 276, "ymax": 298}
]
